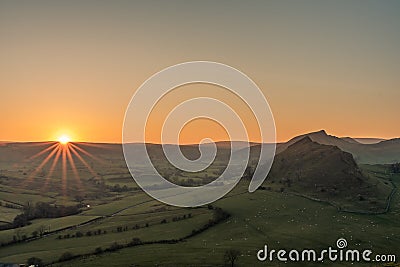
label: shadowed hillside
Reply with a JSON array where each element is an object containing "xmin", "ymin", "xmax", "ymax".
[
  {"xmin": 277, "ymin": 130, "xmax": 400, "ymax": 164},
  {"xmin": 265, "ymin": 137, "xmax": 393, "ymax": 213}
]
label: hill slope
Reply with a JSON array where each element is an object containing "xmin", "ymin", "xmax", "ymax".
[
  {"xmin": 265, "ymin": 137, "xmax": 393, "ymax": 212},
  {"xmin": 277, "ymin": 130, "xmax": 400, "ymax": 164}
]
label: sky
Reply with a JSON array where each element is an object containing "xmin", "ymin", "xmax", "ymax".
[{"xmin": 1, "ymin": 0, "xmax": 399, "ymax": 143}]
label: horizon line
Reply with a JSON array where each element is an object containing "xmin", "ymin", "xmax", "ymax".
[
  {"xmin": 0, "ymin": 137, "xmax": 395, "ymax": 146},
  {"xmin": 1, "ymin": 130, "xmax": 396, "ymax": 145}
]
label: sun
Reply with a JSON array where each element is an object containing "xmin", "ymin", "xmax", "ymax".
[{"xmin": 58, "ymin": 135, "xmax": 71, "ymax": 145}]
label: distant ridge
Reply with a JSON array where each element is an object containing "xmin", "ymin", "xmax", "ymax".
[
  {"xmin": 341, "ymin": 137, "xmax": 361, "ymax": 144},
  {"xmin": 1, "ymin": 130, "xmax": 399, "ymax": 164},
  {"xmin": 353, "ymin": 138, "xmax": 386, "ymax": 144},
  {"xmin": 376, "ymin": 138, "xmax": 400, "ymax": 144},
  {"xmin": 276, "ymin": 130, "xmax": 400, "ymax": 164}
]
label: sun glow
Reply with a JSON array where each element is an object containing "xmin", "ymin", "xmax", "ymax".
[
  {"xmin": 23, "ymin": 138, "xmax": 109, "ymax": 196},
  {"xmin": 58, "ymin": 135, "xmax": 71, "ymax": 144}
]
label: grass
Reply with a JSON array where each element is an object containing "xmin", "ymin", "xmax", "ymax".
[
  {"xmin": 0, "ymin": 215, "xmax": 100, "ymax": 244},
  {"xmin": 53, "ymin": 169, "xmax": 400, "ymax": 266},
  {"xmin": 0, "ymin": 190, "xmax": 55, "ymax": 206},
  {"xmin": 0, "ymin": 206, "xmax": 21, "ymax": 223},
  {"xmin": 0, "ymin": 210, "xmax": 213, "ymax": 264}
]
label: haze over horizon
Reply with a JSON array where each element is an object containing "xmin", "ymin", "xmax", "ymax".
[
  {"xmin": 0, "ymin": 129, "xmax": 393, "ymax": 145},
  {"xmin": 1, "ymin": 1, "xmax": 399, "ymax": 143}
]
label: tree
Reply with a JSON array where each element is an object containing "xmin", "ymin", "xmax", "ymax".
[
  {"xmin": 59, "ymin": 251, "xmax": 74, "ymax": 262},
  {"xmin": 12, "ymin": 213, "xmax": 28, "ymax": 228},
  {"xmin": 391, "ymin": 163, "xmax": 400, "ymax": 173},
  {"xmin": 114, "ymin": 184, "xmax": 121, "ymax": 191},
  {"xmin": 108, "ymin": 242, "xmax": 122, "ymax": 251},
  {"xmin": 74, "ymin": 195, "xmax": 84, "ymax": 204},
  {"xmin": 32, "ymin": 230, "xmax": 39, "ymax": 238},
  {"xmin": 27, "ymin": 256, "xmax": 44, "ymax": 266},
  {"xmin": 224, "ymin": 249, "xmax": 240, "ymax": 267},
  {"xmin": 94, "ymin": 247, "xmax": 103, "ymax": 254},
  {"xmin": 129, "ymin": 237, "xmax": 142, "ymax": 246},
  {"xmin": 14, "ymin": 228, "xmax": 25, "ymax": 241},
  {"xmin": 24, "ymin": 201, "xmax": 34, "ymax": 218},
  {"xmin": 213, "ymin": 208, "xmax": 229, "ymax": 222},
  {"xmin": 38, "ymin": 224, "xmax": 47, "ymax": 236}
]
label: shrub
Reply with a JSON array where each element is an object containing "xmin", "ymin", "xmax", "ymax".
[
  {"xmin": 108, "ymin": 242, "xmax": 123, "ymax": 251},
  {"xmin": 59, "ymin": 251, "xmax": 74, "ymax": 262},
  {"xmin": 94, "ymin": 247, "xmax": 103, "ymax": 254},
  {"xmin": 224, "ymin": 249, "xmax": 241, "ymax": 267},
  {"xmin": 129, "ymin": 237, "xmax": 142, "ymax": 246},
  {"xmin": 31, "ymin": 230, "xmax": 38, "ymax": 238}
]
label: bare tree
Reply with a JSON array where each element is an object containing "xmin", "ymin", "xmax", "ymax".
[
  {"xmin": 14, "ymin": 228, "xmax": 25, "ymax": 241},
  {"xmin": 38, "ymin": 224, "xmax": 48, "ymax": 236},
  {"xmin": 224, "ymin": 249, "xmax": 240, "ymax": 267}
]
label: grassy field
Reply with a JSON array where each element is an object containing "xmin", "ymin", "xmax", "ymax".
[
  {"xmin": 0, "ymin": 211, "xmax": 213, "ymax": 264},
  {"xmin": 50, "ymin": 167, "xmax": 399, "ymax": 267},
  {"xmin": 0, "ymin": 206, "xmax": 21, "ymax": 223}
]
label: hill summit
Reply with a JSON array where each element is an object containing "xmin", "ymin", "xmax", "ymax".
[{"xmin": 276, "ymin": 130, "xmax": 400, "ymax": 164}]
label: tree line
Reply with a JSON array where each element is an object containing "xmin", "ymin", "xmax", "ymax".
[
  {"xmin": 24, "ymin": 206, "xmax": 232, "ymax": 266},
  {"xmin": 391, "ymin": 163, "xmax": 400, "ymax": 173},
  {"xmin": 6, "ymin": 202, "xmax": 81, "ymax": 230}
]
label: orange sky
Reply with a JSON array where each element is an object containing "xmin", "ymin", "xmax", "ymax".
[{"xmin": 1, "ymin": 1, "xmax": 399, "ymax": 144}]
